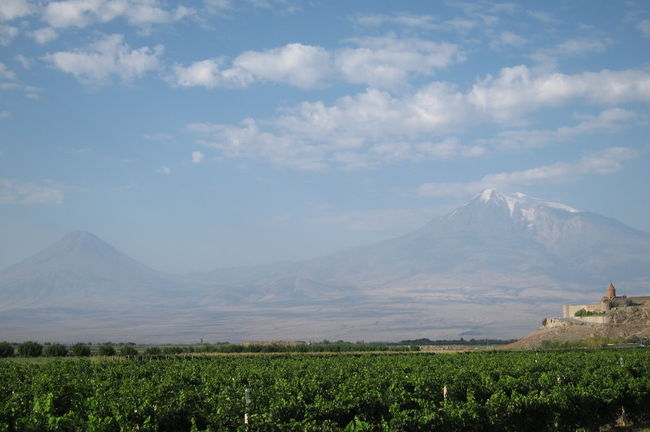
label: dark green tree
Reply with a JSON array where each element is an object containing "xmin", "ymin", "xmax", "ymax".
[
  {"xmin": 98, "ymin": 344, "xmax": 116, "ymax": 356},
  {"xmin": 70, "ymin": 343, "xmax": 91, "ymax": 357},
  {"xmin": 0, "ymin": 341, "xmax": 14, "ymax": 357},
  {"xmin": 43, "ymin": 343, "xmax": 68, "ymax": 357},
  {"xmin": 17, "ymin": 341, "xmax": 42, "ymax": 357}
]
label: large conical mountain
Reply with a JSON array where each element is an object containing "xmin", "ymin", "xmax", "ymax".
[{"xmin": 210, "ymin": 189, "xmax": 650, "ymax": 291}]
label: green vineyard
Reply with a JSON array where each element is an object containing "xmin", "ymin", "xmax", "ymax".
[{"xmin": 2, "ymin": 350, "xmax": 650, "ymax": 431}]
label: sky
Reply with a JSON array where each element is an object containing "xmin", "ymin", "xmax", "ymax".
[{"xmin": 1, "ymin": 0, "xmax": 649, "ymax": 273}]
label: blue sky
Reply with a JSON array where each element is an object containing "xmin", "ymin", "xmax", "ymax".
[{"xmin": 1, "ymin": 0, "xmax": 649, "ymax": 273}]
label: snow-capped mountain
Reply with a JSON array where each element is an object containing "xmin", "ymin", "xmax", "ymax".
[
  {"xmin": 246, "ymin": 189, "xmax": 648, "ymax": 285},
  {"xmin": 396, "ymin": 189, "xmax": 650, "ymax": 280},
  {"xmin": 438, "ymin": 188, "xmax": 579, "ymax": 232}
]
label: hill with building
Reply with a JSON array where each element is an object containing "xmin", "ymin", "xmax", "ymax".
[{"xmin": 509, "ymin": 283, "xmax": 650, "ymax": 348}]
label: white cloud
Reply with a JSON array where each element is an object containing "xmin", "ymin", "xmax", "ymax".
[
  {"xmin": 187, "ymin": 84, "xmax": 481, "ymax": 171},
  {"xmin": 0, "ymin": 62, "xmax": 41, "ymax": 100},
  {"xmin": 353, "ymin": 10, "xmax": 507, "ymax": 34},
  {"xmin": 0, "ymin": 110, "xmax": 11, "ymax": 119},
  {"xmin": 203, "ymin": 0, "xmax": 232, "ymax": 13},
  {"xmin": 44, "ymin": 34, "xmax": 163, "ymax": 85},
  {"xmin": 526, "ymin": 10, "xmax": 558, "ymax": 24},
  {"xmin": 468, "ymin": 66, "xmax": 650, "ymax": 123},
  {"xmin": 15, "ymin": 55, "xmax": 32, "ymax": 69},
  {"xmin": 42, "ymin": 0, "xmax": 193, "ymax": 29},
  {"xmin": 234, "ymin": 43, "xmax": 332, "ymax": 89},
  {"xmin": 144, "ymin": 133, "xmax": 173, "ymax": 141},
  {"xmin": 637, "ymin": 19, "xmax": 650, "ymax": 38},
  {"xmin": 42, "ymin": 0, "xmax": 97, "ymax": 27},
  {"xmin": 172, "ymin": 58, "xmax": 234, "ymax": 88},
  {"xmin": 336, "ymin": 35, "xmax": 462, "ymax": 90},
  {"xmin": 0, "ymin": 0, "xmax": 32, "ymax": 21},
  {"xmin": 0, "ymin": 25, "xmax": 18, "ymax": 45},
  {"xmin": 554, "ymin": 38, "xmax": 608, "ymax": 55},
  {"xmin": 441, "ymin": 18, "xmax": 477, "ymax": 33},
  {"xmin": 490, "ymin": 31, "xmax": 526, "ymax": 49},
  {"xmin": 530, "ymin": 38, "xmax": 607, "ymax": 67},
  {"xmin": 246, "ymin": 0, "xmax": 299, "ymax": 12},
  {"xmin": 0, "ymin": 178, "xmax": 64, "ymax": 204},
  {"xmin": 157, "ymin": 165, "xmax": 171, "ymax": 175},
  {"xmin": 184, "ymin": 64, "xmax": 650, "ymax": 171},
  {"xmin": 172, "ymin": 43, "xmax": 331, "ymax": 89},
  {"xmin": 191, "ymin": 151, "xmax": 204, "ymax": 164},
  {"xmin": 418, "ymin": 147, "xmax": 638, "ymax": 198},
  {"xmin": 485, "ymin": 108, "xmax": 642, "ymax": 150},
  {"xmin": 30, "ymin": 27, "xmax": 58, "ymax": 44},
  {"xmin": 172, "ymin": 36, "xmax": 461, "ymax": 91},
  {"xmin": 354, "ymin": 13, "xmax": 437, "ymax": 29},
  {"xmin": 0, "ymin": 63, "xmax": 17, "ymax": 81}
]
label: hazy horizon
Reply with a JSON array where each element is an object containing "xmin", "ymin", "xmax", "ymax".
[
  {"xmin": 2, "ymin": 1, "xmax": 650, "ymax": 274},
  {"xmin": 4, "ymin": 187, "xmax": 650, "ymax": 276}
]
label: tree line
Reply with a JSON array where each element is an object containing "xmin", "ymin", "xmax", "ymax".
[{"xmin": 0, "ymin": 341, "xmax": 419, "ymax": 358}]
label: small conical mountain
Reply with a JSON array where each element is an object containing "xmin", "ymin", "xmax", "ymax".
[
  {"xmin": 0, "ymin": 231, "xmax": 182, "ymax": 309},
  {"xmin": 2, "ymin": 231, "xmax": 161, "ymax": 280}
]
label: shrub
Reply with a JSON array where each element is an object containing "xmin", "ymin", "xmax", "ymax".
[
  {"xmin": 574, "ymin": 309, "xmax": 605, "ymax": 317},
  {"xmin": 17, "ymin": 341, "xmax": 43, "ymax": 357},
  {"xmin": 0, "ymin": 341, "xmax": 14, "ymax": 357},
  {"xmin": 70, "ymin": 343, "xmax": 91, "ymax": 357},
  {"xmin": 120, "ymin": 345, "xmax": 138, "ymax": 356},
  {"xmin": 98, "ymin": 344, "xmax": 116, "ymax": 356},
  {"xmin": 43, "ymin": 343, "xmax": 68, "ymax": 357}
]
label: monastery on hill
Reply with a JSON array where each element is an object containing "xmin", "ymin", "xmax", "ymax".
[
  {"xmin": 544, "ymin": 283, "xmax": 649, "ymax": 328},
  {"xmin": 562, "ymin": 282, "xmax": 626, "ymax": 322}
]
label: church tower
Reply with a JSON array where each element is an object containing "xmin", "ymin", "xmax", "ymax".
[{"xmin": 607, "ymin": 282, "xmax": 616, "ymax": 299}]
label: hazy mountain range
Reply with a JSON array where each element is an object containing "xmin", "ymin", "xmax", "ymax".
[{"xmin": 2, "ymin": 189, "xmax": 649, "ymax": 343}]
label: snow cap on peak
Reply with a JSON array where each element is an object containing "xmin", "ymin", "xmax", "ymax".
[
  {"xmin": 479, "ymin": 188, "xmax": 501, "ymax": 202},
  {"xmin": 472, "ymin": 189, "xmax": 580, "ymax": 221}
]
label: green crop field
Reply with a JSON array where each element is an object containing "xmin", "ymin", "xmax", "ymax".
[{"xmin": 2, "ymin": 350, "xmax": 650, "ymax": 431}]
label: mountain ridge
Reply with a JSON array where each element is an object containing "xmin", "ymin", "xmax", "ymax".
[{"xmin": 1, "ymin": 189, "xmax": 649, "ymax": 343}]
